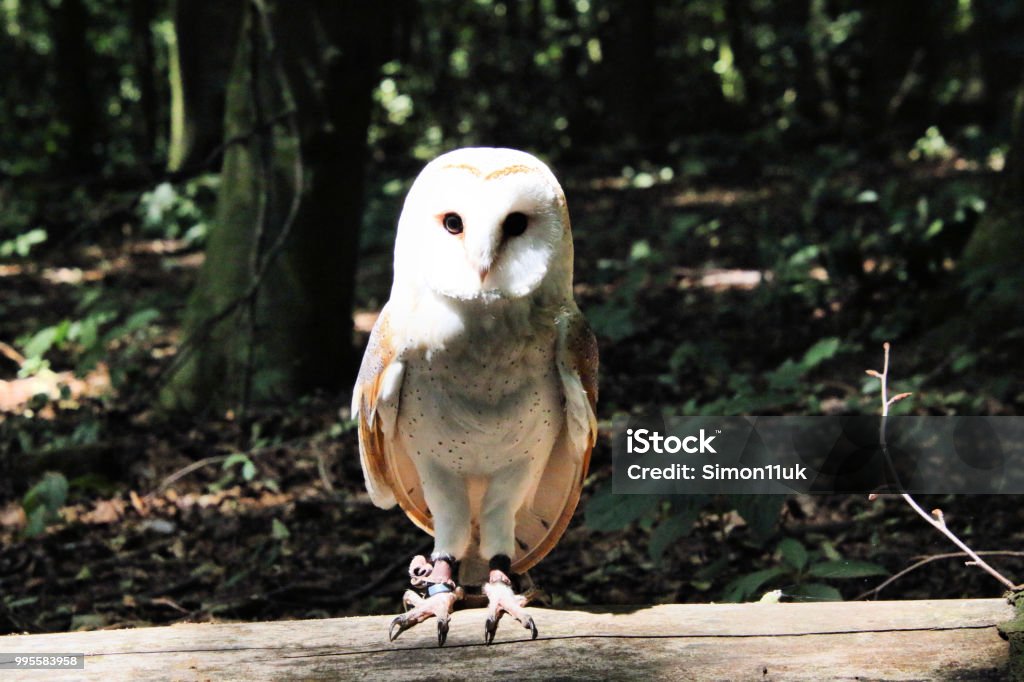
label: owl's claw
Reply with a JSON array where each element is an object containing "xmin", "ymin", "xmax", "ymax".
[
  {"xmin": 437, "ymin": 618, "xmax": 450, "ymax": 647},
  {"xmin": 483, "ymin": 570, "xmax": 538, "ymax": 644},
  {"xmin": 484, "ymin": 616, "xmax": 498, "ymax": 645},
  {"xmin": 388, "ymin": 588, "xmax": 460, "ymax": 645}
]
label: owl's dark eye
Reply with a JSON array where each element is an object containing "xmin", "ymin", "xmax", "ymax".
[
  {"xmin": 502, "ymin": 212, "xmax": 529, "ymax": 238},
  {"xmin": 442, "ymin": 212, "xmax": 463, "ymax": 235}
]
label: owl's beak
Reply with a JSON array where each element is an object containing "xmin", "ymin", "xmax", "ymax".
[{"xmin": 465, "ymin": 226, "xmax": 499, "ymax": 285}]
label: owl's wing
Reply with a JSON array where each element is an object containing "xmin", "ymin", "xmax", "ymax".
[
  {"xmin": 555, "ymin": 307, "xmax": 599, "ymax": 456},
  {"xmin": 351, "ymin": 306, "xmax": 405, "ymax": 509},
  {"xmin": 511, "ymin": 307, "xmax": 598, "ymax": 573}
]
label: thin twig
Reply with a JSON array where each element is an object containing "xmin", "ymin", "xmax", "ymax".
[
  {"xmin": 154, "ymin": 432, "xmax": 329, "ymax": 492},
  {"xmin": 856, "ymin": 551, "xmax": 1024, "ymax": 601},
  {"xmin": 868, "ymin": 342, "xmax": 1020, "ymax": 591},
  {"xmin": 0, "ymin": 340, "xmax": 26, "ymax": 367},
  {"xmin": 156, "ymin": 454, "xmax": 230, "ymax": 491}
]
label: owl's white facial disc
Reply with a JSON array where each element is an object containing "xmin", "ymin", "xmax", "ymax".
[{"xmin": 393, "ymin": 148, "xmax": 571, "ymax": 302}]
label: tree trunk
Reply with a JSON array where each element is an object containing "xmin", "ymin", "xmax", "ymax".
[
  {"xmin": 167, "ymin": 0, "xmax": 245, "ymax": 172},
  {"xmin": 162, "ymin": 0, "xmax": 388, "ymax": 413},
  {"xmin": 49, "ymin": 0, "xmax": 97, "ymax": 175},
  {"xmin": 130, "ymin": 0, "xmax": 158, "ymax": 163},
  {"xmin": 960, "ymin": 79, "xmax": 1024, "ymax": 315},
  {"xmin": 597, "ymin": 0, "xmax": 660, "ymax": 152}
]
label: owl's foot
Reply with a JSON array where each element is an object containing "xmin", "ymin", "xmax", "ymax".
[
  {"xmin": 482, "ymin": 556, "xmax": 537, "ymax": 644},
  {"xmin": 389, "ymin": 554, "xmax": 462, "ymax": 646},
  {"xmin": 389, "ymin": 588, "xmax": 461, "ymax": 646}
]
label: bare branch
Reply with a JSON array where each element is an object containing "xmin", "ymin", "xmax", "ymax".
[
  {"xmin": 855, "ymin": 551, "xmax": 1024, "ymax": 600},
  {"xmin": 870, "ymin": 343, "xmax": 1019, "ymax": 592}
]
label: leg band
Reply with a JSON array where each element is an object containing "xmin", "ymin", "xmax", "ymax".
[
  {"xmin": 427, "ymin": 583, "xmax": 454, "ymax": 597},
  {"xmin": 488, "ymin": 554, "xmax": 513, "ymax": 575}
]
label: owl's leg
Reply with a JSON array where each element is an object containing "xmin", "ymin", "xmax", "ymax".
[
  {"xmin": 483, "ymin": 554, "xmax": 538, "ymax": 644},
  {"xmin": 479, "ymin": 462, "xmax": 540, "ymax": 644},
  {"xmin": 389, "ymin": 462, "xmax": 470, "ymax": 646}
]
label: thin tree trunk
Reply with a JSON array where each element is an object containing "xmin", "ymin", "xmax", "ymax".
[
  {"xmin": 162, "ymin": 0, "xmax": 389, "ymax": 413},
  {"xmin": 961, "ymin": 79, "xmax": 1024, "ymax": 305},
  {"xmin": 50, "ymin": 0, "xmax": 97, "ymax": 175},
  {"xmin": 130, "ymin": 0, "xmax": 158, "ymax": 163},
  {"xmin": 167, "ymin": 0, "xmax": 245, "ymax": 172}
]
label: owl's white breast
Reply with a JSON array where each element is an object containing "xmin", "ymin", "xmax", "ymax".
[{"xmin": 394, "ymin": 295, "xmax": 564, "ymax": 478}]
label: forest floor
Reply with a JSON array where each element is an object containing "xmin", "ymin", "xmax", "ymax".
[{"xmin": 1, "ymin": 149, "xmax": 1022, "ymax": 635}]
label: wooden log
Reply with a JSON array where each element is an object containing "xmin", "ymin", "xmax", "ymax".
[{"xmin": 0, "ymin": 598, "xmax": 1012, "ymax": 680}]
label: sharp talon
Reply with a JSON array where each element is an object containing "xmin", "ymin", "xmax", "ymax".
[
  {"xmin": 484, "ymin": 570, "xmax": 537, "ymax": 643},
  {"xmin": 389, "ymin": 616, "xmax": 405, "ymax": 642},
  {"xmin": 484, "ymin": 617, "xmax": 497, "ymax": 645},
  {"xmin": 437, "ymin": 619, "xmax": 449, "ymax": 647},
  {"xmin": 386, "ymin": 586, "xmax": 458, "ymax": 644}
]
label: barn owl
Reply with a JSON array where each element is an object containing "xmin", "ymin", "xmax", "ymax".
[{"xmin": 352, "ymin": 147, "xmax": 598, "ymax": 646}]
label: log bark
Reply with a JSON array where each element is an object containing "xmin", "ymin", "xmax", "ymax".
[{"xmin": 0, "ymin": 599, "xmax": 1012, "ymax": 680}]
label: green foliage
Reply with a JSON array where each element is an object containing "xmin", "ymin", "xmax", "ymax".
[
  {"xmin": 730, "ymin": 495, "xmax": 786, "ymax": 544},
  {"xmin": 138, "ymin": 176, "xmax": 218, "ymax": 245},
  {"xmin": 688, "ymin": 337, "xmax": 846, "ymax": 415},
  {"xmin": 22, "ymin": 472, "xmax": 69, "ymax": 537},
  {"xmin": 222, "ymin": 452, "xmax": 257, "ymax": 483},
  {"xmin": 584, "ymin": 490, "xmax": 782, "ymax": 563},
  {"xmin": 721, "ymin": 566, "xmax": 788, "ymax": 602},
  {"xmin": 584, "ymin": 488, "xmax": 661, "ymax": 532},
  {"xmin": 721, "ymin": 538, "xmax": 887, "ymax": 602},
  {"xmin": 0, "ymin": 228, "xmax": 47, "ymax": 258},
  {"xmin": 648, "ymin": 496, "xmax": 708, "ymax": 564},
  {"xmin": 909, "ymin": 126, "xmax": 954, "ymax": 162},
  {"xmin": 16, "ymin": 301, "xmax": 161, "ymax": 382},
  {"xmin": 271, "ymin": 518, "xmax": 290, "ymax": 541}
]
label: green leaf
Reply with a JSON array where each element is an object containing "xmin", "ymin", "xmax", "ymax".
[
  {"xmin": 648, "ymin": 511, "xmax": 696, "ymax": 564},
  {"xmin": 721, "ymin": 567, "xmax": 788, "ymax": 603},
  {"xmin": 584, "ymin": 488, "xmax": 660, "ymax": 532},
  {"xmin": 0, "ymin": 228, "xmax": 47, "ymax": 258},
  {"xmin": 24, "ymin": 506, "xmax": 49, "ymax": 538},
  {"xmin": 630, "ymin": 240, "xmax": 652, "ymax": 260},
  {"xmin": 242, "ymin": 460, "xmax": 256, "ymax": 481},
  {"xmin": 766, "ymin": 359, "xmax": 803, "ymax": 391},
  {"xmin": 788, "ymin": 583, "xmax": 842, "ymax": 601},
  {"xmin": 121, "ymin": 308, "xmax": 161, "ymax": 334},
  {"xmin": 271, "ymin": 518, "xmax": 290, "ymax": 540},
  {"xmin": 777, "ymin": 538, "xmax": 808, "ymax": 572},
  {"xmin": 22, "ymin": 326, "xmax": 60, "ymax": 360},
  {"xmin": 808, "ymin": 560, "xmax": 888, "ymax": 579},
  {"xmin": 222, "ymin": 453, "xmax": 250, "ymax": 470},
  {"xmin": 801, "ymin": 337, "xmax": 840, "ymax": 369},
  {"xmin": 23, "ymin": 472, "xmax": 69, "ymax": 515},
  {"xmin": 730, "ymin": 495, "xmax": 783, "ymax": 544}
]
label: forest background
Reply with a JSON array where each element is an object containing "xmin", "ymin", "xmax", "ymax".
[{"xmin": 1, "ymin": 0, "xmax": 1022, "ymax": 633}]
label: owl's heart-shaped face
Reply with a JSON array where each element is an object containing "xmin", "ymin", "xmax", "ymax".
[{"xmin": 392, "ymin": 148, "xmax": 572, "ymax": 302}]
